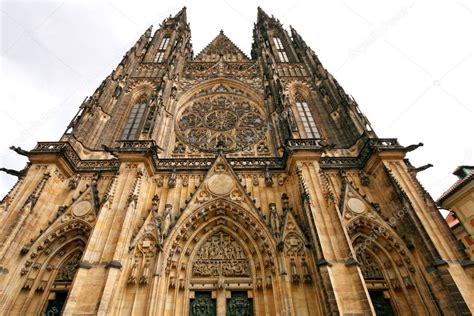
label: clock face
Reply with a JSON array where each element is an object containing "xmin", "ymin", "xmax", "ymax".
[{"xmin": 176, "ymin": 94, "xmax": 267, "ymax": 153}]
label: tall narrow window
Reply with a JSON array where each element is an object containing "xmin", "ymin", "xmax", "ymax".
[
  {"xmin": 295, "ymin": 95, "xmax": 320, "ymax": 138},
  {"xmin": 273, "ymin": 37, "xmax": 284, "ymax": 50},
  {"xmin": 121, "ymin": 97, "xmax": 147, "ymax": 140},
  {"xmin": 273, "ymin": 37, "xmax": 289, "ymax": 62},
  {"xmin": 154, "ymin": 36, "xmax": 170, "ymax": 63}
]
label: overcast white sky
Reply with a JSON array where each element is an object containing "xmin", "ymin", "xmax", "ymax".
[{"xmin": 0, "ymin": 0, "xmax": 472, "ymax": 205}]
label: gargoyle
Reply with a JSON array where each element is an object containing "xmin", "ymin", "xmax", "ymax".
[
  {"xmin": 405, "ymin": 142, "xmax": 424, "ymax": 152},
  {"xmin": 0, "ymin": 167, "xmax": 26, "ymax": 178},
  {"xmin": 9, "ymin": 146, "xmax": 29, "ymax": 156},
  {"xmin": 409, "ymin": 163, "xmax": 433, "ymax": 174}
]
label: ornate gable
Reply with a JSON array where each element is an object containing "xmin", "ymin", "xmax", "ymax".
[
  {"xmin": 185, "ymin": 154, "xmax": 260, "ymax": 214},
  {"xmin": 339, "ymin": 179, "xmax": 383, "ymax": 225},
  {"xmin": 194, "ymin": 31, "xmax": 250, "ymax": 62},
  {"xmin": 281, "ymin": 211, "xmax": 308, "ymax": 257}
]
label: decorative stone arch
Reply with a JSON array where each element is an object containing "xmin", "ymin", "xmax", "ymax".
[
  {"xmin": 125, "ymin": 79, "xmax": 155, "ymax": 96},
  {"xmin": 177, "ymin": 77, "xmax": 264, "ymax": 106},
  {"xmin": 285, "ymin": 80, "xmax": 313, "ymax": 100},
  {"xmin": 348, "ymin": 216, "xmax": 438, "ymax": 315},
  {"xmin": 10, "ymin": 219, "xmax": 91, "ymax": 315},
  {"xmin": 158, "ymin": 198, "xmax": 281, "ymax": 315},
  {"xmin": 163, "ymin": 198, "xmax": 279, "ymax": 277}
]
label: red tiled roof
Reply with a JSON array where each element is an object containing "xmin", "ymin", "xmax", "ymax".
[{"xmin": 437, "ymin": 171, "xmax": 474, "ymax": 204}]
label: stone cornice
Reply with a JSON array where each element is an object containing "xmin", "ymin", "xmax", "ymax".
[{"xmin": 28, "ymin": 138, "xmax": 404, "ymax": 174}]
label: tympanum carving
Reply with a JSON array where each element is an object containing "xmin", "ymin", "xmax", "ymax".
[{"xmin": 192, "ymin": 232, "xmax": 250, "ymax": 277}]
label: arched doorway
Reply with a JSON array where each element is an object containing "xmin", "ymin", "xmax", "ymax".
[
  {"xmin": 43, "ymin": 249, "xmax": 83, "ymax": 315},
  {"xmin": 348, "ymin": 217, "xmax": 439, "ymax": 316},
  {"xmin": 160, "ymin": 199, "xmax": 279, "ymax": 316}
]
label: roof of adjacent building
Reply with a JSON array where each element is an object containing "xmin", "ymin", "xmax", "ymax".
[{"xmin": 437, "ymin": 166, "xmax": 474, "ymax": 204}]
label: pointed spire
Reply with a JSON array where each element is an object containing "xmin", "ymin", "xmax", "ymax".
[
  {"xmin": 145, "ymin": 24, "xmax": 153, "ymax": 38},
  {"xmin": 290, "ymin": 25, "xmax": 306, "ymax": 48},
  {"xmin": 257, "ymin": 6, "xmax": 270, "ymax": 23},
  {"xmin": 174, "ymin": 6, "xmax": 187, "ymax": 23}
]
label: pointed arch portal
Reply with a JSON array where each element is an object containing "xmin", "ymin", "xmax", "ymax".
[{"xmin": 160, "ymin": 198, "xmax": 280, "ymax": 316}]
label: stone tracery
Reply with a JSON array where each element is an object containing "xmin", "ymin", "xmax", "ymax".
[{"xmin": 177, "ymin": 94, "xmax": 266, "ymax": 153}]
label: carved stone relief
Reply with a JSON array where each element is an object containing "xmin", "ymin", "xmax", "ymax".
[
  {"xmin": 356, "ymin": 251, "xmax": 384, "ymax": 280},
  {"xmin": 283, "ymin": 233, "xmax": 305, "ymax": 257},
  {"xmin": 192, "ymin": 232, "xmax": 250, "ymax": 277},
  {"xmin": 56, "ymin": 250, "xmax": 82, "ymax": 282}
]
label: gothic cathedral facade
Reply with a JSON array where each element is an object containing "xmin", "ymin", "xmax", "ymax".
[{"xmin": 0, "ymin": 7, "xmax": 472, "ymax": 316}]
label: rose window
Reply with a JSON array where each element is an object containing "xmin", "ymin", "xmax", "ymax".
[
  {"xmin": 177, "ymin": 95, "xmax": 266, "ymax": 152},
  {"xmin": 205, "ymin": 110, "xmax": 237, "ymax": 131}
]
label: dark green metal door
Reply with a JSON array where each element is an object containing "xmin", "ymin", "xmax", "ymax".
[
  {"xmin": 190, "ymin": 291, "xmax": 216, "ymax": 316},
  {"xmin": 227, "ymin": 291, "xmax": 253, "ymax": 316}
]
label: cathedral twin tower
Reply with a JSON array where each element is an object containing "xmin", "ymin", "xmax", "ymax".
[{"xmin": 0, "ymin": 7, "xmax": 472, "ymax": 316}]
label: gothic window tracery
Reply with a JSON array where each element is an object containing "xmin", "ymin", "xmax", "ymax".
[
  {"xmin": 121, "ymin": 95, "xmax": 148, "ymax": 140},
  {"xmin": 177, "ymin": 94, "xmax": 266, "ymax": 153},
  {"xmin": 154, "ymin": 36, "xmax": 170, "ymax": 63},
  {"xmin": 294, "ymin": 94, "xmax": 320, "ymax": 138},
  {"xmin": 273, "ymin": 37, "xmax": 289, "ymax": 62}
]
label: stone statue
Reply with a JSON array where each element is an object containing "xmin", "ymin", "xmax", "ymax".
[
  {"xmin": 268, "ymin": 203, "xmax": 280, "ymax": 239},
  {"xmin": 168, "ymin": 169, "xmax": 177, "ymax": 187},
  {"xmin": 68, "ymin": 174, "xmax": 81, "ymax": 190},
  {"xmin": 161, "ymin": 204, "xmax": 172, "ymax": 237},
  {"xmin": 264, "ymin": 166, "xmax": 273, "ymax": 186}
]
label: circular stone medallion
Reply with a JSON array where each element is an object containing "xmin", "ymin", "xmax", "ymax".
[
  {"xmin": 347, "ymin": 198, "xmax": 366, "ymax": 214},
  {"xmin": 207, "ymin": 174, "xmax": 234, "ymax": 195},
  {"xmin": 72, "ymin": 201, "xmax": 92, "ymax": 217}
]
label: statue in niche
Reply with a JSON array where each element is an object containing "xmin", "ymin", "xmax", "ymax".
[
  {"xmin": 155, "ymin": 215, "xmax": 163, "ymax": 246},
  {"xmin": 168, "ymin": 169, "xmax": 177, "ymax": 187},
  {"xmin": 264, "ymin": 167, "xmax": 273, "ymax": 186},
  {"xmin": 128, "ymin": 262, "xmax": 138, "ymax": 284},
  {"xmin": 359, "ymin": 170, "xmax": 370, "ymax": 186},
  {"xmin": 268, "ymin": 203, "xmax": 280, "ymax": 239},
  {"xmin": 161, "ymin": 204, "xmax": 172, "ymax": 238},
  {"xmin": 68, "ymin": 174, "xmax": 81, "ymax": 190}
]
